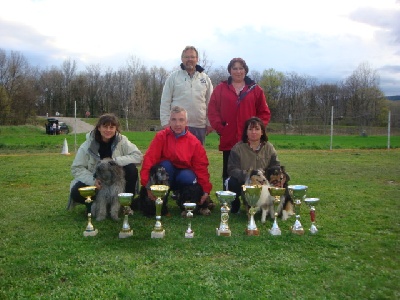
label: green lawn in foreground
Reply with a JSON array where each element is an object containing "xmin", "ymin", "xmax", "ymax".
[{"xmin": 0, "ymin": 127, "xmax": 399, "ymax": 299}]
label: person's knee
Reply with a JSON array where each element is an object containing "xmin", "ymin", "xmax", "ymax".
[{"xmin": 70, "ymin": 181, "xmax": 89, "ymax": 204}]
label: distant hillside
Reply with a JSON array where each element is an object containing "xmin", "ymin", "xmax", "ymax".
[{"xmin": 387, "ymin": 95, "xmax": 400, "ymax": 101}]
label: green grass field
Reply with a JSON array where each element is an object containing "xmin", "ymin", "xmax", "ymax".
[{"xmin": 0, "ymin": 125, "xmax": 399, "ymax": 299}]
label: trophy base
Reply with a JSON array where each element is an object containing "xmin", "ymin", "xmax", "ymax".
[
  {"xmin": 246, "ymin": 228, "xmax": 259, "ymax": 236},
  {"xmin": 185, "ymin": 231, "xmax": 194, "ymax": 238},
  {"xmin": 119, "ymin": 230, "xmax": 133, "ymax": 238},
  {"xmin": 269, "ymin": 227, "xmax": 282, "ymax": 236},
  {"xmin": 216, "ymin": 228, "xmax": 231, "ymax": 236},
  {"xmin": 291, "ymin": 227, "xmax": 305, "ymax": 235},
  {"xmin": 151, "ymin": 230, "xmax": 165, "ymax": 239},
  {"xmin": 83, "ymin": 229, "xmax": 98, "ymax": 237},
  {"xmin": 309, "ymin": 225, "xmax": 318, "ymax": 234}
]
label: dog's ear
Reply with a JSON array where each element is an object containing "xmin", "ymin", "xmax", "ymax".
[
  {"xmin": 266, "ymin": 166, "xmax": 281, "ymax": 180},
  {"xmin": 107, "ymin": 160, "xmax": 118, "ymax": 166}
]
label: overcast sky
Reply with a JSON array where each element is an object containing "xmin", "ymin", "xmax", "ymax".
[{"xmin": 1, "ymin": 0, "xmax": 399, "ymax": 95}]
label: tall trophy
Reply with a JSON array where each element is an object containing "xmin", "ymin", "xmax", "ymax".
[
  {"xmin": 304, "ymin": 198, "xmax": 320, "ymax": 234},
  {"xmin": 150, "ymin": 184, "xmax": 169, "ymax": 239},
  {"xmin": 288, "ymin": 185, "xmax": 308, "ymax": 235},
  {"xmin": 215, "ymin": 191, "xmax": 236, "ymax": 237},
  {"xmin": 268, "ymin": 187, "xmax": 286, "ymax": 236},
  {"xmin": 242, "ymin": 185, "xmax": 262, "ymax": 236},
  {"xmin": 118, "ymin": 193, "xmax": 134, "ymax": 238},
  {"xmin": 78, "ymin": 186, "xmax": 98, "ymax": 237},
  {"xmin": 183, "ymin": 203, "xmax": 196, "ymax": 238}
]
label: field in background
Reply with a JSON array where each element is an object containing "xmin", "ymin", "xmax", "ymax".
[
  {"xmin": 0, "ymin": 124, "xmax": 399, "ymax": 154},
  {"xmin": 0, "ymin": 124, "xmax": 399, "ymax": 299}
]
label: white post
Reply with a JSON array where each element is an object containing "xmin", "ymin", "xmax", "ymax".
[
  {"xmin": 125, "ymin": 108, "xmax": 129, "ymax": 131},
  {"xmin": 330, "ymin": 106, "xmax": 334, "ymax": 151},
  {"xmin": 74, "ymin": 101, "xmax": 77, "ymax": 152},
  {"xmin": 387, "ymin": 110, "xmax": 391, "ymax": 150}
]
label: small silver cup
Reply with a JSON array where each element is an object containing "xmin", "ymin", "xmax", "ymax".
[
  {"xmin": 304, "ymin": 198, "xmax": 320, "ymax": 234},
  {"xmin": 183, "ymin": 203, "xmax": 196, "ymax": 238}
]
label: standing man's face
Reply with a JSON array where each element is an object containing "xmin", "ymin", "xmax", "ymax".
[
  {"xmin": 181, "ymin": 49, "xmax": 198, "ymax": 74},
  {"xmin": 169, "ymin": 111, "xmax": 188, "ymax": 135}
]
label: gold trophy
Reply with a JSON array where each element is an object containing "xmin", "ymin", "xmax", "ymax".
[
  {"xmin": 118, "ymin": 193, "xmax": 134, "ymax": 238},
  {"xmin": 78, "ymin": 186, "xmax": 98, "ymax": 237},
  {"xmin": 288, "ymin": 185, "xmax": 308, "ymax": 235},
  {"xmin": 242, "ymin": 185, "xmax": 262, "ymax": 236},
  {"xmin": 304, "ymin": 198, "xmax": 320, "ymax": 234},
  {"xmin": 183, "ymin": 203, "xmax": 196, "ymax": 238},
  {"xmin": 215, "ymin": 191, "xmax": 236, "ymax": 237},
  {"xmin": 268, "ymin": 187, "xmax": 286, "ymax": 236},
  {"xmin": 150, "ymin": 185, "xmax": 169, "ymax": 239}
]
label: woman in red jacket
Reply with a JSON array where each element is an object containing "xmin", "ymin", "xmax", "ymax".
[{"xmin": 208, "ymin": 58, "xmax": 271, "ymax": 190}]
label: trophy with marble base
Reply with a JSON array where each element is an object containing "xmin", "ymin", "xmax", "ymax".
[
  {"xmin": 242, "ymin": 185, "xmax": 262, "ymax": 236},
  {"xmin": 268, "ymin": 187, "xmax": 286, "ymax": 236},
  {"xmin": 304, "ymin": 198, "xmax": 320, "ymax": 234},
  {"xmin": 78, "ymin": 186, "xmax": 98, "ymax": 237},
  {"xmin": 118, "ymin": 193, "xmax": 134, "ymax": 238},
  {"xmin": 150, "ymin": 185, "xmax": 169, "ymax": 239},
  {"xmin": 215, "ymin": 191, "xmax": 236, "ymax": 237},
  {"xmin": 288, "ymin": 185, "xmax": 308, "ymax": 235},
  {"xmin": 183, "ymin": 203, "xmax": 196, "ymax": 238}
]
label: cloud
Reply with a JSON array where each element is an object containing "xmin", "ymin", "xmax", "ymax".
[{"xmin": 0, "ymin": 0, "xmax": 399, "ymax": 95}]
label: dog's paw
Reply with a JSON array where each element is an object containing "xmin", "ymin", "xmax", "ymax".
[
  {"xmin": 198, "ymin": 208, "xmax": 211, "ymax": 216},
  {"xmin": 96, "ymin": 216, "xmax": 106, "ymax": 222},
  {"xmin": 281, "ymin": 210, "xmax": 289, "ymax": 221},
  {"xmin": 111, "ymin": 215, "xmax": 120, "ymax": 221}
]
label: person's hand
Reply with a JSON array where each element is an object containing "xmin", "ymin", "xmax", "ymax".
[
  {"xmin": 147, "ymin": 189, "xmax": 156, "ymax": 201},
  {"xmin": 94, "ymin": 178, "xmax": 102, "ymax": 190},
  {"xmin": 206, "ymin": 125, "xmax": 214, "ymax": 135},
  {"xmin": 199, "ymin": 193, "xmax": 209, "ymax": 205}
]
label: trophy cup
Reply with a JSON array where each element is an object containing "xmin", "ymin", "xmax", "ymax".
[
  {"xmin": 118, "ymin": 193, "xmax": 134, "ymax": 238},
  {"xmin": 215, "ymin": 191, "xmax": 236, "ymax": 237},
  {"xmin": 150, "ymin": 184, "xmax": 169, "ymax": 239},
  {"xmin": 242, "ymin": 185, "xmax": 262, "ymax": 236},
  {"xmin": 268, "ymin": 187, "xmax": 286, "ymax": 236},
  {"xmin": 78, "ymin": 186, "xmax": 98, "ymax": 237},
  {"xmin": 183, "ymin": 203, "xmax": 196, "ymax": 238},
  {"xmin": 288, "ymin": 185, "xmax": 308, "ymax": 235},
  {"xmin": 304, "ymin": 198, "xmax": 320, "ymax": 234}
]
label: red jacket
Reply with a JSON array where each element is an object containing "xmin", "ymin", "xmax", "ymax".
[
  {"xmin": 208, "ymin": 76, "xmax": 271, "ymax": 151},
  {"xmin": 140, "ymin": 127, "xmax": 212, "ymax": 194}
]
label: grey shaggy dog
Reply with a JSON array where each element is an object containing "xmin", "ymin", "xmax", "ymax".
[{"xmin": 91, "ymin": 158, "xmax": 125, "ymax": 221}]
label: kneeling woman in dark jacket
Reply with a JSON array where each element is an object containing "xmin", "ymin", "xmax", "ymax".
[{"xmin": 226, "ymin": 117, "xmax": 281, "ymax": 213}]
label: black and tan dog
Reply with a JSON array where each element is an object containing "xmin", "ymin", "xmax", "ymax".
[
  {"xmin": 266, "ymin": 165, "xmax": 294, "ymax": 218},
  {"xmin": 177, "ymin": 183, "xmax": 215, "ymax": 217},
  {"xmin": 132, "ymin": 164, "xmax": 170, "ymax": 217}
]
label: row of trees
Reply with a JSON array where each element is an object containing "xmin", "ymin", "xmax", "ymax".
[{"xmin": 0, "ymin": 48, "xmax": 398, "ymax": 129}]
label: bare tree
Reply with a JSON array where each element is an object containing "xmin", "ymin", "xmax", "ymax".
[{"xmin": 209, "ymin": 66, "xmax": 228, "ymax": 87}]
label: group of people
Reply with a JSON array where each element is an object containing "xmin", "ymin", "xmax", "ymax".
[{"xmin": 68, "ymin": 45, "xmax": 284, "ymax": 216}]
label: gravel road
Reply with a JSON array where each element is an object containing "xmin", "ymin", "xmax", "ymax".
[{"xmin": 56, "ymin": 117, "xmax": 94, "ymax": 134}]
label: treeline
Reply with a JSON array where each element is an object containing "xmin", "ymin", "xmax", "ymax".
[{"xmin": 0, "ymin": 48, "xmax": 398, "ymax": 129}]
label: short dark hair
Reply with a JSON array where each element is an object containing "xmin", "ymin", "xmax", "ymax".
[
  {"xmin": 227, "ymin": 58, "xmax": 249, "ymax": 75},
  {"xmin": 241, "ymin": 117, "xmax": 268, "ymax": 143},
  {"xmin": 94, "ymin": 113, "xmax": 121, "ymax": 142}
]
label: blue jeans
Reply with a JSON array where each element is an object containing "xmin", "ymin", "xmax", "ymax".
[{"xmin": 159, "ymin": 160, "xmax": 197, "ymax": 191}]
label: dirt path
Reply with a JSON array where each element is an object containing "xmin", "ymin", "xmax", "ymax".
[{"xmin": 56, "ymin": 117, "xmax": 94, "ymax": 134}]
